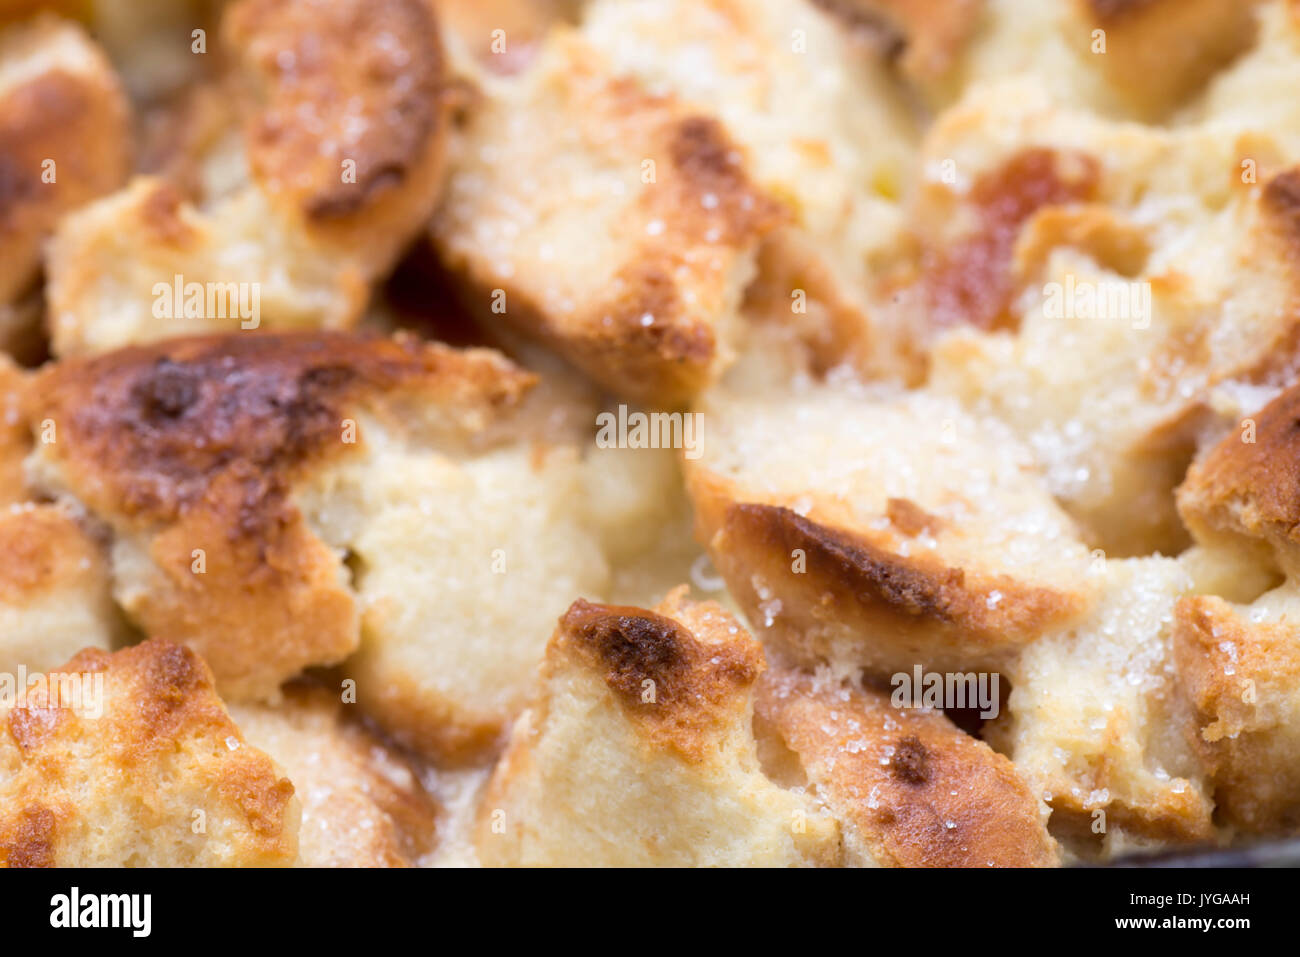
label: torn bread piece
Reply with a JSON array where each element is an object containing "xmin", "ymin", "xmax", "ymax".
[
  {"xmin": 922, "ymin": 81, "xmax": 1300, "ymax": 555},
  {"xmin": 987, "ymin": 557, "xmax": 1215, "ymax": 855},
  {"xmin": 684, "ymin": 378, "xmax": 1094, "ymax": 679},
  {"xmin": 46, "ymin": 0, "xmax": 450, "ymax": 356},
  {"xmin": 0, "ymin": 639, "xmax": 299, "ymax": 867},
  {"xmin": 757, "ymin": 668, "xmax": 1059, "ymax": 867},
  {"xmin": 229, "ymin": 685, "xmax": 439, "ymax": 867},
  {"xmin": 26, "ymin": 331, "xmax": 533, "ymax": 703},
  {"xmin": 1178, "ymin": 379, "xmax": 1300, "ymax": 582},
  {"xmin": 476, "ymin": 589, "xmax": 840, "ymax": 866},
  {"xmin": 1173, "ymin": 587, "xmax": 1300, "ymax": 835},
  {"xmin": 0, "ymin": 14, "xmax": 130, "ymax": 311},
  {"xmin": 431, "ymin": 30, "xmax": 782, "ymax": 405},
  {"xmin": 0, "ymin": 503, "xmax": 120, "ymax": 678},
  {"xmin": 576, "ymin": 0, "xmax": 920, "ymax": 381}
]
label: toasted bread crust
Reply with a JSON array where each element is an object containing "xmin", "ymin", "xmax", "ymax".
[
  {"xmin": 1078, "ymin": 0, "xmax": 1261, "ymax": 117},
  {"xmin": 758, "ymin": 669, "xmax": 1058, "ymax": 867},
  {"xmin": 0, "ymin": 639, "xmax": 299, "ymax": 867},
  {"xmin": 27, "ymin": 332, "xmax": 533, "ymax": 700},
  {"xmin": 0, "ymin": 503, "xmax": 102, "ymax": 605},
  {"xmin": 225, "ymin": 0, "xmax": 449, "ymax": 245},
  {"xmin": 715, "ymin": 503, "xmax": 1078, "ymax": 673},
  {"xmin": 1174, "ymin": 594, "xmax": 1300, "ymax": 833},
  {"xmin": 0, "ymin": 15, "xmax": 131, "ymax": 305},
  {"xmin": 431, "ymin": 34, "xmax": 784, "ymax": 405},
  {"xmin": 231, "ymin": 685, "xmax": 439, "ymax": 867},
  {"xmin": 1178, "ymin": 380, "xmax": 1300, "ymax": 575},
  {"xmin": 559, "ymin": 596, "xmax": 764, "ymax": 762},
  {"xmin": 477, "ymin": 589, "xmax": 840, "ymax": 867}
]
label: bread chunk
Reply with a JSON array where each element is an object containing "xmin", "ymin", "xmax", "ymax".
[
  {"xmin": 988, "ymin": 557, "xmax": 1215, "ymax": 851},
  {"xmin": 1178, "ymin": 380, "xmax": 1300, "ymax": 580},
  {"xmin": 477, "ymin": 589, "xmax": 840, "ymax": 866},
  {"xmin": 685, "ymin": 379, "xmax": 1094, "ymax": 678},
  {"xmin": 26, "ymin": 332, "xmax": 532, "ymax": 702},
  {"xmin": 757, "ymin": 667, "xmax": 1059, "ymax": 867},
  {"xmin": 431, "ymin": 31, "xmax": 782, "ymax": 405},
  {"xmin": 230, "ymin": 685, "xmax": 439, "ymax": 866},
  {"xmin": 0, "ymin": 503, "xmax": 120, "ymax": 678},
  {"xmin": 0, "ymin": 639, "xmax": 299, "ymax": 867},
  {"xmin": 1174, "ymin": 587, "xmax": 1300, "ymax": 834},
  {"xmin": 46, "ymin": 0, "xmax": 450, "ymax": 356},
  {"xmin": 922, "ymin": 81, "xmax": 1300, "ymax": 555},
  {"xmin": 0, "ymin": 14, "xmax": 130, "ymax": 308}
]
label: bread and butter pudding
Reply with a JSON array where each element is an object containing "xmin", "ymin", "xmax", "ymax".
[{"xmin": 1, "ymin": 0, "xmax": 1299, "ymax": 867}]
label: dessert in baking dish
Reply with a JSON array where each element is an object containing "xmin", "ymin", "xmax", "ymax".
[{"xmin": 3, "ymin": 0, "xmax": 1300, "ymax": 866}]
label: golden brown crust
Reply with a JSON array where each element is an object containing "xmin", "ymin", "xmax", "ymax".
[
  {"xmin": 431, "ymin": 34, "xmax": 784, "ymax": 405},
  {"xmin": 230, "ymin": 685, "xmax": 439, "ymax": 867},
  {"xmin": 558, "ymin": 595, "xmax": 764, "ymax": 762},
  {"xmin": 703, "ymin": 500, "xmax": 1084, "ymax": 677},
  {"xmin": 1177, "ymin": 380, "xmax": 1300, "ymax": 577},
  {"xmin": 758, "ymin": 669, "xmax": 1058, "ymax": 867},
  {"xmin": 0, "ymin": 503, "xmax": 101, "ymax": 605},
  {"xmin": 476, "ymin": 588, "xmax": 840, "ymax": 866},
  {"xmin": 224, "ymin": 0, "xmax": 450, "ymax": 262},
  {"xmin": 0, "ymin": 14, "xmax": 131, "ymax": 305},
  {"xmin": 1174, "ymin": 595, "xmax": 1300, "ymax": 834},
  {"xmin": 1076, "ymin": 0, "xmax": 1262, "ymax": 118},
  {"xmin": 0, "ymin": 639, "xmax": 299, "ymax": 866},
  {"xmin": 27, "ymin": 331, "xmax": 533, "ymax": 700}
]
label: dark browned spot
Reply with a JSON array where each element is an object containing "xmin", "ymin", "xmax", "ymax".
[
  {"xmin": 565, "ymin": 601, "xmax": 690, "ymax": 705},
  {"xmin": 134, "ymin": 358, "xmax": 200, "ymax": 420},
  {"xmin": 920, "ymin": 148, "xmax": 1100, "ymax": 331},
  {"xmin": 0, "ymin": 804, "xmax": 59, "ymax": 867},
  {"xmin": 727, "ymin": 503, "xmax": 965, "ymax": 623},
  {"xmin": 892, "ymin": 734, "xmax": 931, "ymax": 785}
]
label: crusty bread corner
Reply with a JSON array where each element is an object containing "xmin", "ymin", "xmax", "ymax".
[
  {"xmin": 1173, "ymin": 588, "xmax": 1300, "ymax": 834},
  {"xmin": 229, "ymin": 685, "xmax": 439, "ymax": 867},
  {"xmin": 222, "ymin": 0, "xmax": 451, "ymax": 273},
  {"xmin": 24, "ymin": 331, "xmax": 534, "ymax": 703},
  {"xmin": 475, "ymin": 588, "xmax": 841, "ymax": 866},
  {"xmin": 431, "ymin": 30, "xmax": 783, "ymax": 406},
  {"xmin": 0, "ymin": 502, "xmax": 121, "ymax": 678},
  {"xmin": 757, "ymin": 667, "xmax": 1060, "ymax": 867},
  {"xmin": 0, "ymin": 12, "xmax": 130, "ymax": 307},
  {"xmin": 1178, "ymin": 377, "xmax": 1300, "ymax": 581},
  {"xmin": 0, "ymin": 638, "xmax": 300, "ymax": 867},
  {"xmin": 684, "ymin": 381, "xmax": 1095, "ymax": 678},
  {"xmin": 987, "ymin": 557, "xmax": 1215, "ymax": 855},
  {"xmin": 45, "ymin": 0, "xmax": 452, "ymax": 359},
  {"xmin": 45, "ymin": 177, "xmax": 371, "ymax": 356}
]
